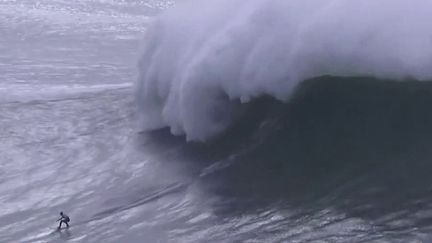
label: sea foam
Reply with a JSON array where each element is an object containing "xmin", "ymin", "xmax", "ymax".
[{"xmin": 136, "ymin": 0, "xmax": 432, "ymax": 141}]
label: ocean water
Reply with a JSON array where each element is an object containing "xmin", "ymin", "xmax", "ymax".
[{"xmin": 2, "ymin": 0, "xmax": 432, "ymax": 242}]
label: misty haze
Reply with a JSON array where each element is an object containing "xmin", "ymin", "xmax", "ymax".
[{"xmin": 2, "ymin": 0, "xmax": 432, "ymax": 242}]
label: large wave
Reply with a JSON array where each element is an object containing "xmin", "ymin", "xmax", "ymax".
[{"xmin": 136, "ymin": 0, "xmax": 432, "ymax": 141}]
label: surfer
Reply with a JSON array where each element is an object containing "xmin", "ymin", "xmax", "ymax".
[{"xmin": 57, "ymin": 212, "xmax": 70, "ymax": 229}]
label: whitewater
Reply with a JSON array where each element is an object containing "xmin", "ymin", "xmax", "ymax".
[
  {"xmin": 2, "ymin": 0, "xmax": 432, "ymax": 242},
  {"xmin": 137, "ymin": 0, "xmax": 432, "ymax": 141}
]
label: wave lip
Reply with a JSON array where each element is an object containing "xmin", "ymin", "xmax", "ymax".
[{"xmin": 136, "ymin": 0, "xmax": 432, "ymax": 141}]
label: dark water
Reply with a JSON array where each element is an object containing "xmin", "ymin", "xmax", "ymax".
[
  {"xmin": 2, "ymin": 1, "xmax": 432, "ymax": 242},
  {"xmin": 141, "ymin": 77, "xmax": 432, "ymax": 242}
]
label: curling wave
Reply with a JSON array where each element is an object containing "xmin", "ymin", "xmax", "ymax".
[{"xmin": 136, "ymin": 0, "xmax": 432, "ymax": 141}]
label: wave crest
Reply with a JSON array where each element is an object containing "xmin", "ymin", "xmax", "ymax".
[{"xmin": 136, "ymin": 0, "xmax": 432, "ymax": 141}]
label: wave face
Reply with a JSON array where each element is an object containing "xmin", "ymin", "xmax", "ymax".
[
  {"xmin": 136, "ymin": 0, "xmax": 432, "ymax": 141},
  {"xmin": 141, "ymin": 77, "xmax": 432, "ymax": 241}
]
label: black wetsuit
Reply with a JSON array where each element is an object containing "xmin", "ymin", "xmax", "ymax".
[{"xmin": 58, "ymin": 214, "xmax": 70, "ymax": 228}]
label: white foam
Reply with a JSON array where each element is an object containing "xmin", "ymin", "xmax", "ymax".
[
  {"xmin": 0, "ymin": 83, "xmax": 132, "ymax": 103},
  {"xmin": 136, "ymin": 0, "xmax": 432, "ymax": 141}
]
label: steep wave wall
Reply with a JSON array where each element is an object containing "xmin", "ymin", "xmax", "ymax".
[{"xmin": 136, "ymin": 0, "xmax": 432, "ymax": 141}]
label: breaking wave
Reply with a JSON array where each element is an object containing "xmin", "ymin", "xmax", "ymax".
[{"xmin": 136, "ymin": 0, "xmax": 432, "ymax": 141}]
